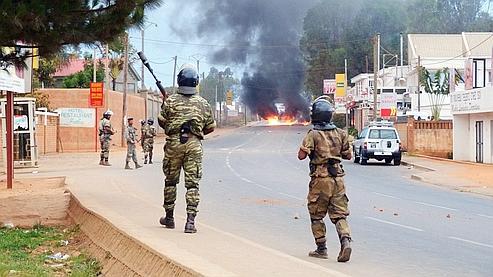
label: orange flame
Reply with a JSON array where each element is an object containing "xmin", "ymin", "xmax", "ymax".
[{"xmin": 265, "ymin": 116, "xmax": 310, "ymax": 126}]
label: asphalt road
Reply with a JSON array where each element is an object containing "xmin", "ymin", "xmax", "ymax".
[
  {"xmin": 193, "ymin": 125, "xmax": 492, "ymax": 277},
  {"xmin": 52, "ymin": 125, "xmax": 493, "ymax": 276}
]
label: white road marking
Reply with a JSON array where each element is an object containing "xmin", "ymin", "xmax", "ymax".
[
  {"xmin": 477, "ymin": 214, "xmax": 493, "ymax": 220},
  {"xmin": 366, "ymin": 216, "xmax": 424, "ymax": 232},
  {"xmin": 279, "ymin": 192, "xmax": 304, "ymax": 201},
  {"xmin": 448, "ymin": 236, "xmax": 493, "ymax": 249},
  {"xmin": 225, "ymin": 146, "xmax": 273, "ymax": 191},
  {"xmin": 372, "ymin": 192, "xmax": 402, "ymax": 199},
  {"xmin": 413, "ymin": 201, "xmax": 457, "ymax": 211}
]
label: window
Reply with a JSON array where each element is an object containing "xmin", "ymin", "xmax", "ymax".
[
  {"xmin": 359, "ymin": 128, "xmax": 368, "ymax": 139},
  {"xmin": 396, "ymin": 89, "xmax": 406, "ymax": 94},
  {"xmin": 368, "ymin": 129, "xmax": 397, "ymax": 139}
]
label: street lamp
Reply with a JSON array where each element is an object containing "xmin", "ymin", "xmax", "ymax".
[
  {"xmin": 189, "ymin": 54, "xmax": 206, "ymax": 75},
  {"xmin": 141, "ymin": 22, "xmax": 158, "ymax": 89}
]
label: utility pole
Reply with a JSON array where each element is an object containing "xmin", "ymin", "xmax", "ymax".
[
  {"xmin": 141, "ymin": 28, "xmax": 145, "ymax": 89},
  {"xmin": 172, "ymin": 56, "xmax": 178, "ymax": 94},
  {"xmin": 104, "ymin": 44, "xmax": 110, "ymax": 108},
  {"xmin": 215, "ymin": 84, "xmax": 219, "ymax": 126},
  {"xmin": 93, "ymin": 48, "xmax": 97, "ymax": 82},
  {"xmin": 365, "ymin": 55, "xmax": 369, "ymax": 73},
  {"xmin": 417, "ymin": 55, "xmax": 421, "ymax": 112},
  {"xmin": 400, "ymin": 32, "xmax": 404, "ymax": 78},
  {"xmin": 373, "ymin": 33, "xmax": 380, "ymax": 120},
  {"xmin": 345, "ymin": 58, "xmax": 349, "ymax": 130},
  {"xmin": 121, "ymin": 32, "xmax": 129, "ymax": 147},
  {"xmin": 196, "ymin": 60, "xmax": 200, "ymax": 76}
]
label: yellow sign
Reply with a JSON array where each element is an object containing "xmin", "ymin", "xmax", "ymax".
[
  {"xmin": 32, "ymin": 48, "xmax": 39, "ymax": 69},
  {"xmin": 335, "ymin": 74, "xmax": 346, "ymax": 97},
  {"xmin": 226, "ymin": 90, "xmax": 234, "ymax": 105}
]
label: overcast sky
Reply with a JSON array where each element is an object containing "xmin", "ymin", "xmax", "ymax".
[{"xmin": 128, "ymin": 1, "xmax": 239, "ymax": 90}]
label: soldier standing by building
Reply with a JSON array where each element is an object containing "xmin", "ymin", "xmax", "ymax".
[
  {"xmin": 99, "ymin": 110, "xmax": 115, "ymax": 166},
  {"xmin": 158, "ymin": 65, "xmax": 215, "ymax": 233},
  {"xmin": 142, "ymin": 118, "xmax": 157, "ymax": 164},
  {"xmin": 125, "ymin": 117, "xmax": 143, "ymax": 170},
  {"xmin": 297, "ymin": 97, "xmax": 353, "ymax": 263}
]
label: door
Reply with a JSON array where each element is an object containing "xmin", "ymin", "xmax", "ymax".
[{"xmin": 476, "ymin": 121, "xmax": 484, "ymax": 163}]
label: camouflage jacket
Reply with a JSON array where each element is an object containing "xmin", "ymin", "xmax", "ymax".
[
  {"xmin": 158, "ymin": 93, "xmax": 216, "ymax": 139},
  {"xmin": 142, "ymin": 125, "xmax": 157, "ymax": 142},
  {"xmin": 300, "ymin": 128, "xmax": 352, "ymax": 165},
  {"xmin": 126, "ymin": 126, "xmax": 138, "ymax": 145},
  {"xmin": 99, "ymin": 118, "xmax": 114, "ymax": 140}
]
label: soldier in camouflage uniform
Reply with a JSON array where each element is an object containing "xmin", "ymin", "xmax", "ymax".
[
  {"xmin": 99, "ymin": 110, "xmax": 115, "ymax": 166},
  {"xmin": 125, "ymin": 117, "xmax": 143, "ymax": 170},
  {"xmin": 140, "ymin": 119, "xmax": 147, "ymax": 151},
  {"xmin": 158, "ymin": 65, "xmax": 215, "ymax": 233},
  {"xmin": 142, "ymin": 118, "xmax": 157, "ymax": 164},
  {"xmin": 298, "ymin": 98, "xmax": 353, "ymax": 263}
]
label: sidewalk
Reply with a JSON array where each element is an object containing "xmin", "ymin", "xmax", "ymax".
[
  {"xmin": 10, "ymin": 129, "xmax": 347, "ymax": 277},
  {"xmin": 402, "ymin": 155, "xmax": 493, "ymax": 197}
]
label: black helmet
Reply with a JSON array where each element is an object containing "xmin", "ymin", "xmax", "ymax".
[
  {"xmin": 311, "ymin": 98, "xmax": 336, "ymax": 130},
  {"xmin": 140, "ymin": 119, "xmax": 146, "ymax": 125},
  {"xmin": 147, "ymin": 118, "xmax": 154, "ymax": 125},
  {"xmin": 103, "ymin": 109, "xmax": 113, "ymax": 119},
  {"xmin": 177, "ymin": 64, "xmax": 199, "ymax": 95}
]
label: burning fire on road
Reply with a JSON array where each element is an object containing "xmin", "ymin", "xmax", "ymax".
[{"xmin": 265, "ymin": 115, "xmax": 310, "ymax": 126}]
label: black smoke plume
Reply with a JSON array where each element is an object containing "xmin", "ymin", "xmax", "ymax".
[{"xmin": 174, "ymin": 0, "xmax": 316, "ymax": 120}]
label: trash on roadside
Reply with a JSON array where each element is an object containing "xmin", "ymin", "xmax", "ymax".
[
  {"xmin": 49, "ymin": 263, "xmax": 65, "ymax": 268},
  {"xmin": 47, "ymin": 252, "xmax": 70, "ymax": 261},
  {"xmin": 3, "ymin": 222, "xmax": 14, "ymax": 229},
  {"xmin": 59, "ymin": 240, "xmax": 69, "ymax": 246},
  {"xmin": 393, "ymin": 213, "xmax": 399, "ymax": 216},
  {"xmin": 294, "ymin": 213, "xmax": 300, "ymax": 219}
]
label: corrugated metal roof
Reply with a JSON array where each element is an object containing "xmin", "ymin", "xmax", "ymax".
[
  {"xmin": 462, "ymin": 32, "xmax": 493, "ymax": 56},
  {"xmin": 409, "ymin": 34, "xmax": 464, "ymax": 58}
]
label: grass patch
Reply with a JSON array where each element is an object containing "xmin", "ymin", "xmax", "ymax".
[{"xmin": 0, "ymin": 225, "xmax": 101, "ymax": 276}]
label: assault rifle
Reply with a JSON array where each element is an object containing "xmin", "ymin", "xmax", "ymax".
[{"xmin": 137, "ymin": 51, "xmax": 167, "ymax": 101}]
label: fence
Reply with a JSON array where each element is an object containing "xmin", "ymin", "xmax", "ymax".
[{"xmin": 395, "ymin": 117, "xmax": 453, "ymax": 158}]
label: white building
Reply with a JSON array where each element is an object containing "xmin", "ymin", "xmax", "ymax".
[
  {"xmin": 452, "ymin": 87, "xmax": 493, "ymax": 163},
  {"xmin": 407, "ymin": 32, "xmax": 493, "ymax": 120}
]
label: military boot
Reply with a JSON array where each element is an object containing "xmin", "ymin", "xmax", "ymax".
[
  {"xmin": 103, "ymin": 160, "xmax": 111, "ymax": 166},
  {"xmin": 125, "ymin": 162, "xmax": 132, "ymax": 170},
  {"xmin": 99, "ymin": 159, "xmax": 105, "ymax": 166},
  {"xmin": 184, "ymin": 213, "xmax": 197, "ymax": 233},
  {"xmin": 144, "ymin": 155, "xmax": 148, "ymax": 164},
  {"xmin": 308, "ymin": 243, "xmax": 328, "ymax": 259},
  {"xmin": 135, "ymin": 162, "xmax": 143, "ymax": 169},
  {"xmin": 337, "ymin": 237, "xmax": 352, "ymax": 263},
  {"xmin": 159, "ymin": 209, "xmax": 175, "ymax": 229},
  {"xmin": 148, "ymin": 153, "xmax": 153, "ymax": 164}
]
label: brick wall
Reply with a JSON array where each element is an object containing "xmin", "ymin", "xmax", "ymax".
[
  {"xmin": 40, "ymin": 89, "xmax": 146, "ymax": 152},
  {"xmin": 35, "ymin": 115, "xmax": 59, "ymax": 155},
  {"xmin": 396, "ymin": 117, "xmax": 453, "ymax": 158}
]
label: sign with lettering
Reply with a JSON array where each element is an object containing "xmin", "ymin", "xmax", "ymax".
[
  {"xmin": 451, "ymin": 88, "xmax": 493, "ymax": 114},
  {"xmin": 90, "ymin": 82, "xmax": 104, "ymax": 107},
  {"xmin": 58, "ymin": 108, "xmax": 95, "ymax": 128}
]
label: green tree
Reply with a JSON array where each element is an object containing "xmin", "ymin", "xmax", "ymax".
[
  {"xmin": 199, "ymin": 67, "xmax": 239, "ymax": 106},
  {"xmin": 419, "ymin": 67, "xmax": 459, "ymax": 120},
  {"xmin": 407, "ymin": 0, "xmax": 492, "ymax": 33},
  {"xmin": 63, "ymin": 56, "xmax": 105, "ymax": 88},
  {"xmin": 0, "ymin": 0, "xmax": 162, "ymax": 65}
]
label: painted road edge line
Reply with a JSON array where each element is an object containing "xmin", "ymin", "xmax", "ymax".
[
  {"xmin": 366, "ymin": 216, "xmax": 424, "ymax": 232},
  {"xmin": 477, "ymin": 213, "xmax": 493, "ymax": 220},
  {"xmin": 279, "ymin": 192, "xmax": 305, "ymax": 201},
  {"xmin": 448, "ymin": 236, "xmax": 493, "ymax": 249},
  {"xmin": 372, "ymin": 192, "xmax": 402, "ymax": 199},
  {"xmin": 413, "ymin": 201, "xmax": 458, "ymax": 211}
]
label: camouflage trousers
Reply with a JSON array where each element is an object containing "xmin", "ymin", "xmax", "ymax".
[
  {"xmin": 162, "ymin": 137, "xmax": 202, "ymax": 215},
  {"xmin": 307, "ymin": 176, "xmax": 351, "ymax": 245},
  {"xmin": 100, "ymin": 139, "xmax": 110, "ymax": 160},
  {"xmin": 142, "ymin": 139, "xmax": 154, "ymax": 156},
  {"xmin": 126, "ymin": 143, "xmax": 138, "ymax": 163}
]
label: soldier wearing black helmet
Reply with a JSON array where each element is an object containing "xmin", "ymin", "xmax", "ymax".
[
  {"xmin": 158, "ymin": 64, "xmax": 216, "ymax": 233},
  {"xmin": 298, "ymin": 97, "xmax": 353, "ymax": 263}
]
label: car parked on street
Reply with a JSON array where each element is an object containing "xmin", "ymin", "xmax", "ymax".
[{"xmin": 352, "ymin": 121, "xmax": 402, "ymax": 166}]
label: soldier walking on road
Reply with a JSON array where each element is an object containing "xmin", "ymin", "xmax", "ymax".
[
  {"xmin": 298, "ymin": 97, "xmax": 353, "ymax": 263},
  {"xmin": 125, "ymin": 117, "xmax": 143, "ymax": 170},
  {"xmin": 140, "ymin": 119, "xmax": 147, "ymax": 151},
  {"xmin": 99, "ymin": 110, "xmax": 115, "ymax": 166},
  {"xmin": 158, "ymin": 64, "xmax": 216, "ymax": 233},
  {"xmin": 142, "ymin": 118, "xmax": 157, "ymax": 164}
]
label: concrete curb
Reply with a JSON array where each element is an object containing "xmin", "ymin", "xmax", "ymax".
[
  {"xmin": 68, "ymin": 195, "xmax": 201, "ymax": 277},
  {"xmin": 401, "ymin": 160, "xmax": 435, "ymax": 172},
  {"xmin": 412, "ymin": 154, "xmax": 493, "ymax": 167}
]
